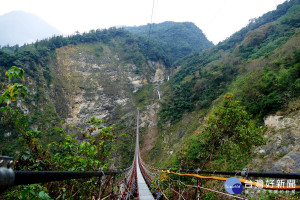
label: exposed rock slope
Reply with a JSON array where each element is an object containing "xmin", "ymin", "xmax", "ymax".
[
  {"xmin": 49, "ymin": 43, "xmax": 167, "ymax": 130},
  {"xmin": 254, "ymin": 108, "xmax": 300, "ymax": 173}
]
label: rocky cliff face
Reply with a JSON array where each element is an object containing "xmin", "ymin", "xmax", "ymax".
[
  {"xmin": 253, "ymin": 108, "xmax": 300, "ymax": 173},
  {"xmin": 140, "ymin": 102, "xmax": 160, "ymax": 159},
  {"xmin": 46, "ymin": 43, "xmax": 167, "ymax": 131}
]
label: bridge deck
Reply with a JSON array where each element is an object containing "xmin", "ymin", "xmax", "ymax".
[{"xmin": 136, "ymin": 157, "xmax": 154, "ymax": 200}]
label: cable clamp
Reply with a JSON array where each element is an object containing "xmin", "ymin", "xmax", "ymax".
[
  {"xmin": 196, "ymin": 168, "xmax": 201, "ymax": 174},
  {"xmin": 98, "ymin": 168, "xmax": 105, "ymax": 186},
  {"xmin": 99, "ymin": 168, "xmax": 105, "ymax": 176},
  {"xmin": 241, "ymin": 168, "xmax": 248, "ymax": 177}
]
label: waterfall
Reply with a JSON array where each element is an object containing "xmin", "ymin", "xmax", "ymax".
[{"xmin": 157, "ymin": 90, "xmax": 161, "ymax": 100}]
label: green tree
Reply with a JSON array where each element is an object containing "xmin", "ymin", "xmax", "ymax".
[
  {"xmin": 0, "ymin": 66, "xmax": 27, "ymax": 105},
  {"xmin": 175, "ymin": 94, "xmax": 265, "ymax": 170}
]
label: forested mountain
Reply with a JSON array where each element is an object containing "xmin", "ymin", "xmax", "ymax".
[
  {"xmin": 126, "ymin": 21, "xmax": 213, "ymax": 64},
  {"xmin": 151, "ymin": 0, "xmax": 300, "ymax": 174},
  {"xmin": 0, "ymin": 11, "xmax": 62, "ymax": 47},
  {"xmin": 159, "ymin": 0, "xmax": 300, "ymax": 124},
  {"xmin": 0, "ymin": 0, "xmax": 300, "ymax": 199}
]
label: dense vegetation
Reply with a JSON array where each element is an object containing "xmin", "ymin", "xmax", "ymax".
[
  {"xmin": 0, "ymin": 27, "xmax": 170, "ymax": 74},
  {"xmin": 126, "ymin": 21, "xmax": 214, "ymax": 64},
  {"xmin": 170, "ymin": 94, "xmax": 266, "ymax": 170},
  {"xmin": 159, "ymin": 0, "xmax": 300, "ymax": 125},
  {"xmin": 1, "ymin": 67, "xmax": 116, "ymax": 199}
]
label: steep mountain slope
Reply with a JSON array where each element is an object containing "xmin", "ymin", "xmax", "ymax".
[
  {"xmin": 0, "ymin": 1, "xmax": 299, "ymax": 180},
  {"xmin": 0, "ymin": 29, "xmax": 169, "ymax": 167},
  {"xmin": 0, "ymin": 11, "xmax": 62, "ymax": 46},
  {"xmin": 126, "ymin": 21, "xmax": 213, "ymax": 64},
  {"xmin": 159, "ymin": 0, "xmax": 300, "ymax": 125},
  {"xmin": 146, "ymin": 0, "xmax": 300, "ymax": 173}
]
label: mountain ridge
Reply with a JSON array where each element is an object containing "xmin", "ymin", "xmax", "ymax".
[
  {"xmin": 125, "ymin": 21, "xmax": 214, "ymax": 64},
  {"xmin": 0, "ymin": 11, "xmax": 62, "ymax": 47}
]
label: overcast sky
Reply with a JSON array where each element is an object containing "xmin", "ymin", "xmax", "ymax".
[{"xmin": 1, "ymin": 0, "xmax": 286, "ymax": 44}]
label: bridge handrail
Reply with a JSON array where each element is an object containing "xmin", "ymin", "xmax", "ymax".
[{"xmin": 0, "ymin": 166, "xmax": 130, "ymax": 193}]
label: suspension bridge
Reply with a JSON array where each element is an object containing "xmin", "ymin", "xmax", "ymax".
[{"xmin": 0, "ymin": 110, "xmax": 299, "ymax": 199}]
